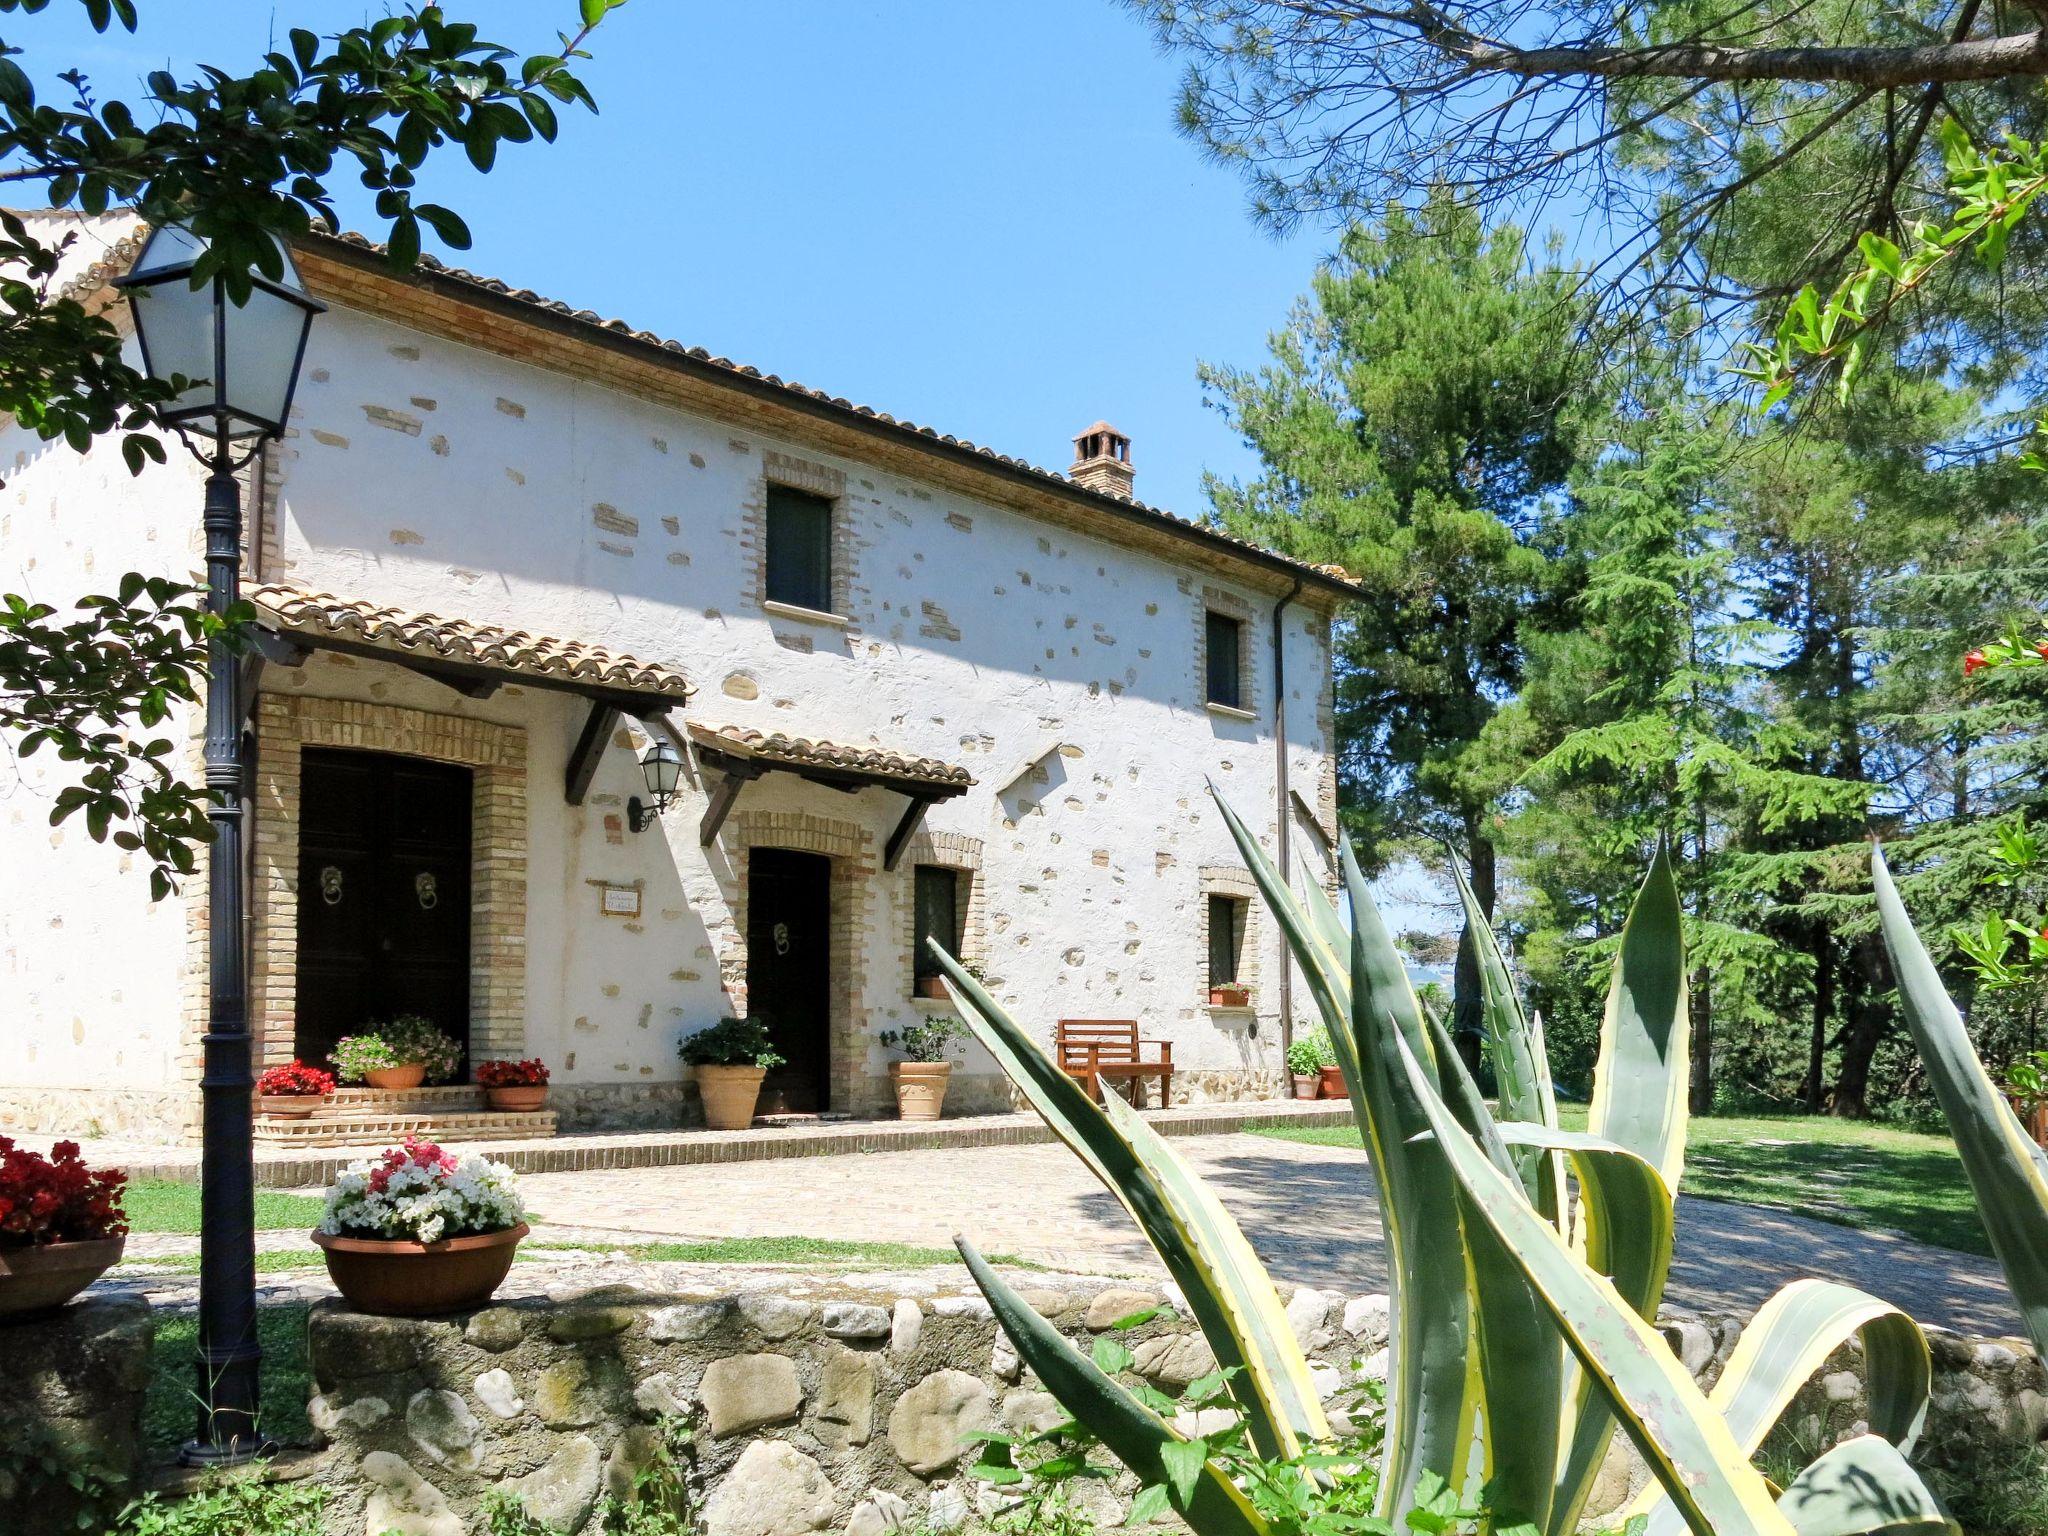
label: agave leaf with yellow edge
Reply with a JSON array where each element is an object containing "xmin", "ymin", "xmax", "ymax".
[
  {"xmin": 1588, "ymin": 843, "xmax": 1690, "ymax": 1193},
  {"xmin": 1873, "ymin": 845, "xmax": 2048, "ymax": 1357},
  {"xmin": 929, "ymin": 939, "xmax": 1327, "ymax": 1460},
  {"xmin": 1393, "ymin": 1028, "xmax": 1797, "ymax": 1536},
  {"xmin": 1773, "ymin": 1434, "xmax": 1957, "ymax": 1536},
  {"xmin": 1626, "ymin": 1278, "xmax": 1931, "ymax": 1536},
  {"xmin": 956, "ymin": 1237, "xmax": 1282, "ymax": 1536}
]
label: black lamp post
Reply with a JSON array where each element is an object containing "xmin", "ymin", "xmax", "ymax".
[{"xmin": 114, "ymin": 224, "xmax": 322, "ymax": 1465}]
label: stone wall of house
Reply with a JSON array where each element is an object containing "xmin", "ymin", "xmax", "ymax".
[
  {"xmin": 277, "ymin": 1273, "xmax": 2039, "ymax": 1536},
  {"xmin": 0, "ymin": 1296, "xmax": 154, "ymax": 1536}
]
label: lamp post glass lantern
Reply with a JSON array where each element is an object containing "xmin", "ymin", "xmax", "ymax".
[
  {"xmin": 629, "ymin": 738, "xmax": 682, "ymax": 832},
  {"xmin": 114, "ymin": 223, "xmax": 322, "ymax": 1466}
]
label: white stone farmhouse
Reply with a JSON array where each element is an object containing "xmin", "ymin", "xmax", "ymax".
[{"xmin": 0, "ymin": 211, "xmax": 1355, "ymax": 1144}]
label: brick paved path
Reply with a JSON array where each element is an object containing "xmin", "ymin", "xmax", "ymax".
[{"xmin": 520, "ymin": 1131, "xmax": 2014, "ymax": 1336}]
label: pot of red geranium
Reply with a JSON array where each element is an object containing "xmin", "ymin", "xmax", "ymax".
[
  {"xmin": 256, "ymin": 1060, "xmax": 336, "ymax": 1119},
  {"xmin": 332, "ymin": 1015, "xmax": 464, "ymax": 1093},
  {"xmin": 0, "ymin": 1138, "xmax": 129, "ymax": 1318},
  {"xmin": 311, "ymin": 1136, "xmax": 528, "ymax": 1316},
  {"xmin": 476, "ymin": 1058, "xmax": 550, "ymax": 1112}
]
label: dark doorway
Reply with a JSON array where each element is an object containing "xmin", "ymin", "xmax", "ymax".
[
  {"xmin": 747, "ymin": 847, "xmax": 832, "ymax": 1114},
  {"xmin": 296, "ymin": 747, "xmax": 473, "ymax": 1073}
]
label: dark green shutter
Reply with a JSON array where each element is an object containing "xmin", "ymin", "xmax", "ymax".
[
  {"xmin": 766, "ymin": 485, "xmax": 833, "ymax": 611},
  {"xmin": 1205, "ymin": 611, "xmax": 1242, "ymax": 709},
  {"xmin": 1208, "ymin": 894, "xmax": 1241, "ymax": 984},
  {"xmin": 914, "ymin": 866, "xmax": 959, "ymax": 981}
]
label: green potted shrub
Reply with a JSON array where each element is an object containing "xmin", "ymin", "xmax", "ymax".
[
  {"xmin": 880, "ymin": 1014, "xmax": 967, "ymax": 1121},
  {"xmin": 1284, "ymin": 1025, "xmax": 1329, "ymax": 1099},
  {"xmin": 680, "ymin": 1017, "xmax": 784, "ymax": 1130},
  {"xmin": 331, "ymin": 1015, "xmax": 464, "ymax": 1091}
]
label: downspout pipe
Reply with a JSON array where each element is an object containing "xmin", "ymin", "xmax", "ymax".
[{"xmin": 1272, "ymin": 577, "xmax": 1303, "ymax": 1063}]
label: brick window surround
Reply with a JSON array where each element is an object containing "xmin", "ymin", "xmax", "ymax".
[
  {"xmin": 1196, "ymin": 584, "xmax": 1258, "ymax": 718},
  {"xmin": 1197, "ymin": 864, "xmax": 1263, "ymax": 1008},
  {"xmin": 744, "ymin": 449, "xmax": 855, "ymax": 621},
  {"xmin": 898, "ymin": 829, "xmax": 987, "ymax": 993},
  {"xmin": 725, "ymin": 809, "xmax": 878, "ymax": 1114},
  {"xmin": 238, "ymin": 693, "xmax": 530, "ymax": 1075}
]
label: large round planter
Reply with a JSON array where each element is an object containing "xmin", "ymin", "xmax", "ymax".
[
  {"xmin": 1290, "ymin": 1073, "xmax": 1320, "ymax": 1101},
  {"xmin": 484, "ymin": 1085, "xmax": 548, "ymax": 1112},
  {"xmin": 1318, "ymin": 1066, "xmax": 1345, "ymax": 1099},
  {"xmin": 891, "ymin": 1060, "xmax": 953, "ymax": 1122},
  {"xmin": 0, "ymin": 1236, "xmax": 125, "ymax": 1319},
  {"xmin": 258, "ymin": 1093, "xmax": 330, "ymax": 1120},
  {"xmin": 363, "ymin": 1064, "xmax": 427, "ymax": 1092},
  {"xmin": 695, "ymin": 1064, "xmax": 766, "ymax": 1131},
  {"xmin": 312, "ymin": 1223, "xmax": 528, "ymax": 1317}
]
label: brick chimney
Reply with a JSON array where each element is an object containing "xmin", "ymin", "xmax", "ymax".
[{"xmin": 1070, "ymin": 421, "xmax": 1134, "ymax": 498}]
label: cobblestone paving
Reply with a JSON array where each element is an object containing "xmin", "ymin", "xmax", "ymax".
[{"xmin": 517, "ymin": 1131, "xmax": 2014, "ymax": 1336}]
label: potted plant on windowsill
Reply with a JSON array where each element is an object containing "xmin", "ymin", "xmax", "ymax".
[
  {"xmin": 1209, "ymin": 982, "xmax": 1251, "ymax": 1009},
  {"xmin": 681, "ymin": 1017, "xmax": 784, "ymax": 1131},
  {"xmin": 0, "ymin": 1137, "xmax": 129, "ymax": 1318},
  {"xmin": 311, "ymin": 1136, "xmax": 527, "ymax": 1316},
  {"xmin": 880, "ymin": 1015, "xmax": 966, "ymax": 1121},
  {"xmin": 1285, "ymin": 1026, "xmax": 1332, "ymax": 1100},
  {"xmin": 476, "ymin": 1058, "xmax": 551, "ymax": 1112},
  {"xmin": 332, "ymin": 1016, "xmax": 464, "ymax": 1092},
  {"xmin": 256, "ymin": 1060, "xmax": 336, "ymax": 1119},
  {"xmin": 914, "ymin": 958, "xmax": 986, "ymax": 1002}
]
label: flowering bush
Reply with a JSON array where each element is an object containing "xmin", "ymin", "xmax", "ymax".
[
  {"xmin": 331, "ymin": 1015, "xmax": 464, "ymax": 1084},
  {"xmin": 319, "ymin": 1136, "xmax": 523, "ymax": 1245},
  {"xmin": 475, "ymin": 1057, "xmax": 550, "ymax": 1088},
  {"xmin": 256, "ymin": 1060, "xmax": 335, "ymax": 1097},
  {"xmin": 0, "ymin": 1137, "xmax": 128, "ymax": 1247}
]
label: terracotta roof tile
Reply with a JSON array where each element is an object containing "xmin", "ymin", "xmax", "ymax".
[
  {"xmin": 687, "ymin": 721, "xmax": 973, "ymax": 792},
  {"xmin": 250, "ymin": 582, "xmax": 694, "ymax": 700}
]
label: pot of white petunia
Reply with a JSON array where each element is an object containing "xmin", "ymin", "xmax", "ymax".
[{"xmin": 311, "ymin": 1136, "xmax": 527, "ymax": 1316}]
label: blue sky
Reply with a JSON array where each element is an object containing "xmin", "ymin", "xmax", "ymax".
[{"xmin": 28, "ymin": 0, "xmax": 1328, "ymax": 518}]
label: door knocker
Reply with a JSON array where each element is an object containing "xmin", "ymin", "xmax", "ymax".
[
  {"xmin": 319, "ymin": 865, "xmax": 345, "ymax": 906},
  {"xmin": 415, "ymin": 871, "xmax": 439, "ymax": 911},
  {"xmin": 773, "ymin": 921, "xmax": 792, "ymax": 956}
]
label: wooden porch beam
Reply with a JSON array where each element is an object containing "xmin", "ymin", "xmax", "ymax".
[
  {"xmin": 698, "ymin": 764, "xmax": 757, "ymax": 847},
  {"xmin": 883, "ymin": 793, "xmax": 938, "ymax": 872},
  {"xmin": 564, "ymin": 702, "xmax": 619, "ymax": 806}
]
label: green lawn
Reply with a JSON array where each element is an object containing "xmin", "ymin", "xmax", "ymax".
[
  {"xmin": 1257, "ymin": 1110, "xmax": 1991, "ymax": 1257},
  {"xmin": 144, "ymin": 1304, "xmax": 312, "ymax": 1456},
  {"xmin": 123, "ymin": 1179, "xmax": 327, "ymax": 1235},
  {"xmin": 119, "ymin": 1233, "xmax": 1036, "ymax": 1275}
]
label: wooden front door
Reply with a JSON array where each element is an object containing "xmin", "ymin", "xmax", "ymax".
[
  {"xmin": 295, "ymin": 747, "xmax": 473, "ymax": 1073},
  {"xmin": 747, "ymin": 848, "xmax": 832, "ymax": 1114}
]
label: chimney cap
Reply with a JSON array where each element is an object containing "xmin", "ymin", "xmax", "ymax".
[{"xmin": 1070, "ymin": 420, "xmax": 1136, "ymax": 497}]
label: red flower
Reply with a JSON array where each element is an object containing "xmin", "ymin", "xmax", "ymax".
[
  {"xmin": 258, "ymin": 1060, "xmax": 336, "ymax": 1097},
  {"xmin": 475, "ymin": 1058, "xmax": 550, "ymax": 1088},
  {"xmin": 0, "ymin": 1135, "xmax": 128, "ymax": 1247},
  {"xmin": 1965, "ymin": 648, "xmax": 1989, "ymax": 676}
]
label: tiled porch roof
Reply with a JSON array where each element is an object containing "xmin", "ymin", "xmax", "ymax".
[
  {"xmin": 687, "ymin": 722, "xmax": 973, "ymax": 792},
  {"xmin": 249, "ymin": 583, "xmax": 695, "ymax": 702}
]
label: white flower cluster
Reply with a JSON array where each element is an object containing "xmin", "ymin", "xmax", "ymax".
[{"xmin": 319, "ymin": 1147, "xmax": 525, "ymax": 1245}]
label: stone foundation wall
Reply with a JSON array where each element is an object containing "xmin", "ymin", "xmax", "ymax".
[
  {"xmin": 0, "ymin": 1087, "xmax": 194, "ymax": 1143},
  {"xmin": 0, "ymin": 1297, "xmax": 153, "ymax": 1535},
  {"xmin": 285, "ymin": 1273, "xmax": 2042, "ymax": 1535}
]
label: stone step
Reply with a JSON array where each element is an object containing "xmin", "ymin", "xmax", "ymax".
[{"xmin": 252, "ymin": 1108, "xmax": 557, "ymax": 1147}]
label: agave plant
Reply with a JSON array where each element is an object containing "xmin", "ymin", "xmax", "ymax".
[{"xmin": 933, "ymin": 792, "xmax": 1953, "ymax": 1536}]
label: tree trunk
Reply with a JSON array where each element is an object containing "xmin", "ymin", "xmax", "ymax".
[
  {"xmin": 1830, "ymin": 934, "xmax": 1892, "ymax": 1118},
  {"xmin": 1452, "ymin": 821, "xmax": 1496, "ymax": 1076},
  {"xmin": 1805, "ymin": 928, "xmax": 1834, "ymax": 1113}
]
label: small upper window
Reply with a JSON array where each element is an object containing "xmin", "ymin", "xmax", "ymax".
[
  {"xmin": 1208, "ymin": 893, "xmax": 1247, "ymax": 986},
  {"xmin": 765, "ymin": 484, "xmax": 834, "ymax": 613},
  {"xmin": 1205, "ymin": 611, "xmax": 1244, "ymax": 710},
  {"xmin": 913, "ymin": 865, "xmax": 962, "ymax": 985}
]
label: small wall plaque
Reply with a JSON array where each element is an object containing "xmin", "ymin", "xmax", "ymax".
[{"xmin": 598, "ymin": 884, "xmax": 641, "ymax": 919}]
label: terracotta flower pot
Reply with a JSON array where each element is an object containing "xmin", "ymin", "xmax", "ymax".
[
  {"xmin": 484, "ymin": 1085, "xmax": 548, "ymax": 1112},
  {"xmin": 695, "ymin": 1064, "xmax": 766, "ymax": 1131},
  {"xmin": 914, "ymin": 975, "xmax": 950, "ymax": 1000},
  {"xmin": 0, "ymin": 1236, "xmax": 126, "ymax": 1319},
  {"xmin": 1291, "ymin": 1074, "xmax": 1320, "ymax": 1101},
  {"xmin": 258, "ymin": 1093, "xmax": 329, "ymax": 1120},
  {"xmin": 312, "ymin": 1222, "xmax": 528, "ymax": 1317},
  {"xmin": 364, "ymin": 1064, "xmax": 427, "ymax": 1091},
  {"xmin": 1318, "ymin": 1066, "xmax": 1345, "ymax": 1099},
  {"xmin": 1209, "ymin": 985, "xmax": 1250, "ymax": 1008},
  {"xmin": 891, "ymin": 1060, "xmax": 953, "ymax": 1122}
]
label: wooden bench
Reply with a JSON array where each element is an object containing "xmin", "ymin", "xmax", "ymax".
[{"xmin": 1055, "ymin": 1019, "xmax": 1174, "ymax": 1108}]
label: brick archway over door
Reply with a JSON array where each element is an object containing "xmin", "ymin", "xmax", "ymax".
[{"xmin": 240, "ymin": 694, "xmax": 529, "ymax": 1075}]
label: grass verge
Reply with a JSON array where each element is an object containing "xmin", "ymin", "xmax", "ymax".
[
  {"xmin": 124, "ymin": 1180, "xmax": 327, "ymax": 1235},
  {"xmin": 119, "ymin": 1233, "xmax": 1038, "ymax": 1275},
  {"xmin": 144, "ymin": 1304, "xmax": 313, "ymax": 1457},
  {"xmin": 1255, "ymin": 1109, "xmax": 1990, "ymax": 1257}
]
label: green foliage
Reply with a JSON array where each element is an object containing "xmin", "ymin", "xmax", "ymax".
[
  {"xmin": 109, "ymin": 1471, "xmax": 326, "ymax": 1536},
  {"xmin": 1285, "ymin": 1025, "xmax": 1335, "ymax": 1076},
  {"xmin": 0, "ymin": 1410, "xmax": 122, "ymax": 1529},
  {"xmin": 880, "ymin": 1010, "xmax": 967, "ymax": 1063},
  {"xmin": 330, "ymin": 1015, "xmax": 463, "ymax": 1082},
  {"xmin": 678, "ymin": 1015, "xmax": 784, "ymax": 1069},
  {"xmin": 596, "ymin": 1416, "xmax": 697, "ymax": 1536},
  {"xmin": 144, "ymin": 1306, "xmax": 312, "ymax": 1459}
]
